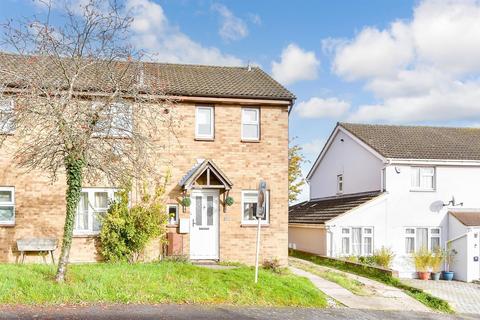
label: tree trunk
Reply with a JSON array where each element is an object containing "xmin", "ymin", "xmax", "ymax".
[{"xmin": 55, "ymin": 156, "xmax": 84, "ymax": 282}]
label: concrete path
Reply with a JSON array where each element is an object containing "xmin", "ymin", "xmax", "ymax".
[
  {"xmin": 0, "ymin": 304, "xmax": 472, "ymax": 320},
  {"xmin": 290, "ymin": 259, "xmax": 430, "ymax": 312},
  {"xmin": 403, "ymin": 279, "xmax": 480, "ymax": 315}
]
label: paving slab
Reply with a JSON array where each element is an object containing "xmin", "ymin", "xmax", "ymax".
[{"xmin": 403, "ymin": 279, "xmax": 480, "ymax": 315}]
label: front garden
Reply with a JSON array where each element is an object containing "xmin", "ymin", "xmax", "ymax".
[{"xmin": 0, "ymin": 261, "xmax": 327, "ymax": 307}]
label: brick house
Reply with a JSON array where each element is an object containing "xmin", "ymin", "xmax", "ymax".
[{"xmin": 0, "ymin": 53, "xmax": 294, "ymax": 265}]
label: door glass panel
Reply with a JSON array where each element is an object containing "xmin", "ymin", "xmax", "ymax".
[
  {"xmin": 207, "ymin": 196, "xmax": 213, "ymax": 226},
  {"xmin": 195, "ymin": 196, "xmax": 202, "ymax": 226}
]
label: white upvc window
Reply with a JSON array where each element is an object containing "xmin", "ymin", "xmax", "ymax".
[
  {"xmin": 0, "ymin": 99, "xmax": 14, "ymax": 134},
  {"xmin": 74, "ymin": 188, "xmax": 117, "ymax": 235},
  {"xmin": 241, "ymin": 190, "xmax": 269, "ymax": 225},
  {"xmin": 340, "ymin": 227, "xmax": 374, "ymax": 256},
  {"xmin": 411, "ymin": 167, "xmax": 435, "ymax": 191},
  {"xmin": 195, "ymin": 106, "xmax": 214, "ymax": 139},
  {"xmin": 92, "ymin": 102, "xmax": 133, "ymax": 138},
  {"xmin": 167, "ymin": 204, "xmax": 179, "ymax": 225},
  {"xmin": 0, "ymin": 187, "xmax": 15, "ymax": 225},
  {"xmin": 337, "ymin": 174, "xmax": 344, "ymax": 194},
  {"xmin": 404, "ymin": 227, "xmax": 441, "ymax": 254},
  {"xmin": 241, "ymin": 108, "xmax": 260, "ymax": 141}
]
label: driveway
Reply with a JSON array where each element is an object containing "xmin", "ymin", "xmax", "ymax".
[
  {"xmin": 0, "ymin": 304, "xmax": 474, "ymax": 320},
  {"xmin": 403, "ymin": 279, "xmax": 480, "ymax": 315}
]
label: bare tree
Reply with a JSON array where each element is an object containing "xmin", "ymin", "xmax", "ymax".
[{"xmin": 0, "ymin": 0, "xmax": 177, "ymax": 281}]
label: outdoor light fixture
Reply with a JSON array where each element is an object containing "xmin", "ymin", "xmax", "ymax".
[{"xmin": 443, "ymin": 196, "xmax": 463, "ymax": 207}]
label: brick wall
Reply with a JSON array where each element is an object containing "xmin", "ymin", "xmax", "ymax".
[{"xmin": 0, "ymin": 102, "xmax": 289, "ymax": 266}]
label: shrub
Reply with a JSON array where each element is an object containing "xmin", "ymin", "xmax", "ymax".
[
  {"xmin": 263, "ymin": 258, "xmax": 282, "ymax": 273},
  {"xmin": 99, "ymin": 181, "xmax": 168, "ymax": 263},
  {"xmin": 373, "ymin": 247, "xmax": 395, "ymax": 269},
  {"xmin": 412, "ymin": 247, "xmax": 433, "ymax": 272},
  {"xmin": 431, "ymin": 248, "xmax": 445, "ymax": 272},
  {"xmin": 343, "ymin": 255, "xmax": 359, "ymax": 263},
  {"xmin": 358, "ymin": 255, "xmax": 375, "ymax": 266}
]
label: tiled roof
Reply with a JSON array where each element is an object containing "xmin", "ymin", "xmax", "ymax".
[
  {"xmin": 340, "ymin": 123, "xmax": 480, "ymax": 160},
  {"xmin": 449, "ymin": 211, "xmax": 480, "ymax": 226},
  {"xmin": 289, "ymin": 191, "xmax": 382, "ymax": 224},
  {"xmin": 0, "ymin": 52, "xmax": 295, "ymax": 101}
]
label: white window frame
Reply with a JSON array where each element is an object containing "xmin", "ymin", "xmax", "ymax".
[
  {"xmin": 337, "ymin": 174, "xmax": 344, "ymax": 194},
  {"xmin": 92, "ymin": 102, "xmax": 133, "ymax": 138},
  {"xmin": 0, "ymin": 99, "xmax": 14, "ymax": 134},
  {"xmin": 0, "ymin": 186, "xmax": 15, "ymax": 225},
  {"xmin": 195, "ymin": 106, "xmax": 214, "ymax": 140},
  {"xmin": 241, "ymin": 190, "xmax": 269, "ymax": 225},
  {"xmin": 167, "ymin": 204, "xmax": 179, "ymax": 225},
  {"xmin": 404, "ymin": 227, "xmax": 442, "ymax": 254},
  {"xmin": 339, "ymin": 226, "xmax": 374, "ymax": 256},
  {"xmin": 411, "ymin": 167, "xmax": 435, "ymax": 191},
  {"xmin": 241, "ymin": 108, "xmax": 260, "ymax": 141},
  {"xmin": 73, "ymin": 187, "xmax": 117, "ymax": 236}
]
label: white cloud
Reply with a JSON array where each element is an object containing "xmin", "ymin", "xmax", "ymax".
[
  {"xmin": 211, "ymin": 3, "xmax": 248, "ymax": 42},
  {"xmin": 301, "ymin": 138, "xmax": 325, "ymax": 156},
  {"xmin": 329, "ymin": 0, "xmax": 480, "ymax": 123},
  {"xmin": 271, "ymin": 44, "xmax": 320, "ymax": 85},
  {"xmin": 126, "ymin": 0, "xmax": 242, "ymax": 66},
  {"xmin": 296, "ymin": 97, "xmax": 350, "ymax": 118},
  {"xmin": 248, "ymin": 13, "xmax": 262, "ymax": 26}
]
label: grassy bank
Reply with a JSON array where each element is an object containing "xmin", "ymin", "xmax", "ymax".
[
  {"xmin": 290, "ymin": 250, "xmax": 453, "ymax": 313},
  {"xmin": 0, "ymin": 261, "xmax": 327, "ymax": 307}
]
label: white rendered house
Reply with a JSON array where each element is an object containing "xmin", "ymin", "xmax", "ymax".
[{"xmin": 289, "ymin": 123, "xmax": 480, "ymax": 281}]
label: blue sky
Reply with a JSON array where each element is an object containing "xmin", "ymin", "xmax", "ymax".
[{"xmin": 3, "ymin": 0, "xmax": 480, "ymax": 201}]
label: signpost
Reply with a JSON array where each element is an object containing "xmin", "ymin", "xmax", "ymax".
[{"xmin": 254, "ymin": 180, "xmax": 267, "ymax": 284}]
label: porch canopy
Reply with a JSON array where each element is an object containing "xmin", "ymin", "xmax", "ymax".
[{"xmin": 179, "ymin": 159, "xmax": 233, "ymax": 191}]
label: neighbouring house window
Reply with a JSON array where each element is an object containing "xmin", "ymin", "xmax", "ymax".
[
  {"xmin": 337, "ymin": 174, "xmax": 343, "ymax": 194},
  {"xmin": 411, "ymin": 167, "xmax": 435, "ymax": 190},
  {"xmin": 167, "ymin": 204, "xmax": 179, "ymax": 225},
  {"xmin": 0, "ymin": 100, "xmax": 14, "ymax": 134},
  {"xmin": 241, "ymin": 108, "xmax": 260, "ymax": 141},
  {"xmin": 0, "ymin": 187, "xmax": 15, "ymax": 225},
  {"xmin": 340, "ymin": 227, "xmax": 373, "ymax": 256},
  {"xmin": 405, "ymin": 227, "xmax": 441, "ymax": 253},
  {"xmin": 241, "ymin": 190, "xmax": 269, "ymax": 224},
  {"xmin": 93, "ymin": 102, "xmax": 133, "ymax": 138},
  {"xmin": 74, "ymin": 188, "xmax": 116, "ymax": 235},
  {"xmin": 341, "ymin": 228, "xmax": 350, "ymax": 254},
  {"xmin": 195, "ymin": 106, "xmax": 214, "ymax": 139}
]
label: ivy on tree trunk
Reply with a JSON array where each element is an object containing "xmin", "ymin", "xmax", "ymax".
[{"xmin": 55, "ymin": 155, "xmax": 84, "ymax": 282}]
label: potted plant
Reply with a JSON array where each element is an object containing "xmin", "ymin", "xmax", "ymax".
[
  {"xmin": 430, "ymin": 248, "xmax": 444, "ymax": 281},
  {"xmin": 442, "ymin": 246, "xmax": 457, "ymax": 281},
  {"xmin": 412, "ymin": 247, "xmax": 432, "ymax": 280}
]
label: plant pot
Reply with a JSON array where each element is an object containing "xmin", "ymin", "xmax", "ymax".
[
  {"xmin": 442, "ymin": 271, "xmax": 454, "ymax": 281},
  {"xmin": 418, "ymin": 271, "xmax": 431, "ymax": 280},
  {"xmin": 431, "ymin": 272, "xmax": 441, "ymax": 281}
]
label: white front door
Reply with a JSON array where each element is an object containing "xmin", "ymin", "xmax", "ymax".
[{"xmin": 190, "ymin": 189, "xmax": 219, "ymax": 260}]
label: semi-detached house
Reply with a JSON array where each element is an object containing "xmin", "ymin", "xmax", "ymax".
[
  {"xmin": 0, "ymin": 52, "xmax": 294, "ymax": 265},
  {"xmin": 289, "ymin": 122, "xmax": 480, "ymax": 281}
]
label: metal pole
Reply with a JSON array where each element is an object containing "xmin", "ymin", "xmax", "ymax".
[{"xmin": 254, "ymin": 217, "xmax": 261, "ymax": 283}]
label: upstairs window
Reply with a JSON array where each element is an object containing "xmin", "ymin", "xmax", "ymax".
[
  {"xmin": 337, "ymin": 174, "xmax": 344, "ymax": 194},
  {"xmin": 241, "ymin": 108, "xmax": 260, "ymax": 141},
  {"xmin": 411, "ymin": 167, "xmax": 435, "ymax": 190},
  {"xmin": 0, "ymin": 100, "xmax": 14, "ymax": 134},
  {"xmin": 195, "ymin": 106, "xmax": 214, "ymax": 139},
  {"xmin": 93, "ymin": 102, "xmax": 133, "ymax": 138},
  {"xmin": 0, "ymin": 187, "xmax": 15, "ymax": 225}
]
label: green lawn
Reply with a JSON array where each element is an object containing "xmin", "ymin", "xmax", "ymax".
[
  {"xmin": 290, "ymin": 250, "xmax": 453, "ymax": 313},
  {"xmin": 0, "ymin": 262, "xmax": 327, "ymax": 307}
]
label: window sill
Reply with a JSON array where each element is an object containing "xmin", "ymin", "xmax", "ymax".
[
  {"xmin": 73, "ymin": 234, "xmax": 99, "ymax": 238},
  {"xmin": 241, "ymin": 223, "xmax": 269, "ymax": 228},
  {"xmin": 195, "ymin": 137, "xmax": 215, "ymax": 142},
  {"xmin": 410, "ymin": 189, "xmax": 436, "ymax": 193},
  {"xmin": 0, "ymin": 222, "xmax": 15, "ymax": 227},
  {"xmin": 241, "ymin": 139, "xmax": 260, "ymax": 143},
  {"xmin": 167, "ymin": 224, "xmax": 179, "ymax": 228}
]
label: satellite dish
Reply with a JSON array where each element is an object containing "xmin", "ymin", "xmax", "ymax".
[{"xmin": 430, "ymin": 200, "xmax": 444, "ymax": 213}]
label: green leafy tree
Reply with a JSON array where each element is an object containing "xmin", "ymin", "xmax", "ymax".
[{"xmin": 288, "ymin": 143, "xmax": 306, "ymax": 203}]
